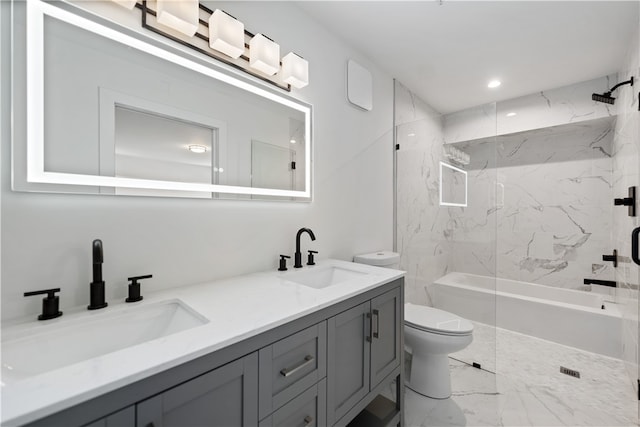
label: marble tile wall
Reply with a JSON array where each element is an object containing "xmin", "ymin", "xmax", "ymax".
[
  {"xmin": 395, "ymin": 80, "xmax": 453, "ymax": 306},
  {"xmin": 443, "ymin": 75, "xmax": 617, "ymax": 144},
  {"xmin": 453, "ymin": 120, "xmax": 616, "ymax": 289}
]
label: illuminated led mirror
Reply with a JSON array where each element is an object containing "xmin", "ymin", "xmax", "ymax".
[{"xmin": 11, "ymin": 0, "xmax": 312, "ymax": 200}]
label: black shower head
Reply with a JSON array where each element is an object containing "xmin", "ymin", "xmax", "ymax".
[
  {"xmin": 592, "ymin": 92, "xmax": 616, "ymax": 104},
  {"xmin": 592, "ymin": 76, "xmax": 634, "ymax": 105}
]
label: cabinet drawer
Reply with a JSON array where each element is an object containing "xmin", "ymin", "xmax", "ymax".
[
  {"xmin": 259, "ymin": 322, "xmax": 327, "ymax": 419},
  {"xmin": 259, "ymin": 379, "xmax": 327, "ymax": 427}
]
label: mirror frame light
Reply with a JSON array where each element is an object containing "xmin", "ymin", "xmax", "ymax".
[{"xmin": 22, "ymin": 0, "xmax": 312, "ymax": 199}]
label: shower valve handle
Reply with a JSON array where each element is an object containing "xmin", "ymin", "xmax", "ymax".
[
  {"xmin": 614, "ymin": 186, "xmax": 636, "ymax": 217},
  {"xmin": 602, "ymin": 250, "xmax": 618, "ymax": 268}
]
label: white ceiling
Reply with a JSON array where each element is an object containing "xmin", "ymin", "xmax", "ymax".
[{"xmin": 297, "ymin": 1, "xmax": 639, "ymax": 114}]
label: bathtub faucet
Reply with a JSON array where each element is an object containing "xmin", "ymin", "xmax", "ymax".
[{"xmin": 583, "ymin": 278, "xmax": 617, "ymax": 288}]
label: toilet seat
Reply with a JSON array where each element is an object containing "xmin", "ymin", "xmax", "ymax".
[{"xmin": 405, "ymin": 303, "xmax": 473, "ymax": 336}]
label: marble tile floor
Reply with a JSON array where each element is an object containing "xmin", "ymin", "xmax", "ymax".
[{"xmin": 398, "ymin": 322, "xmax": 638, "ymax": 426}]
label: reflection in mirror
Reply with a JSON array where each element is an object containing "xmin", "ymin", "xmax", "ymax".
[
  {"xmin": 439, "ymin": 161, "xmax": 467, "ymax": 207},
  {"xmin": 113, "ymin": 106, "xmax": 217, "ymax": 198},
  {"xmin": 13, "ymin": 0, "xmax": 312, "ymax": 200},
  {"xmin": 251, "ymin": 140, "xmax": 295, "ymax": 202}
]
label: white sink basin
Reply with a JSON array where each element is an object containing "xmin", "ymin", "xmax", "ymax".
[
  {"xmin": 1, "ymin": 299, "xmax": 207, "ymax": 384},
  {"xmin": 285, "ymin": 266, "xmax": 367, "ymax": 289}
]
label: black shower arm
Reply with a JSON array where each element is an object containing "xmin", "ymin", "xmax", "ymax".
[{"xmin": 608, "ymin": 76, "xmax": 634, "ymax": 93}]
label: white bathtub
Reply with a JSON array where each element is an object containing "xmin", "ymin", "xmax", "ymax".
[{"xmin": 430, "ymin": 272, "xmax": 622, "ymax": 358}]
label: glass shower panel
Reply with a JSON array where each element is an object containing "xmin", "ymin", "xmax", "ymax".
[
  {"xmin": 612, "ymin": 66, "xmax": 640, "ymax": 421},
  {"xmin": 492, "ymin": 79, "xmax": 639, "ymax": 424},
  {"xmin": 395, "ymin": 80, "xmax": 498, "ymax": 426}
]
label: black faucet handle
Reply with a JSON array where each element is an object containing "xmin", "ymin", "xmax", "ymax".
[
  {"xmin": 278, "ymin": 255, "xmax": 291, "ymax": 271},
  {"xmin": 126, "ymin": 275, "xmax": 153, "ymax": 303},
  {"xmin": 24, "ymin": 288, "xmax": 63, "ymax": 321},
  {"xmin": 307, "ymin": 250, "xmax": 318, "ymax": 266}
]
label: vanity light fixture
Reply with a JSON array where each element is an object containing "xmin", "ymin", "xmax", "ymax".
[
  {"xmin": 156, "ymin": 0, "xmax": 199, "ymax": 37},
  {"xmin": 208, "ymin": 10, "xmax": 245, "ymax": 59},
  {"xmin": 124, "ymin": 0, "xmax": 310, "ymax": 91},
  {"xmin": 249, "ymin": 34, "xmax": 280, "ymax": 76},
  {"xmin": 188, "ymin": 145, "xmax": 207, "ymax": 154},
  {"xmin": 281, "ymin": 53, "xmax": 309, "ymax": 89}
]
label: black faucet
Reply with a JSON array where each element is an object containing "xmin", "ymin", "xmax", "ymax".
[
  {"xmin": 88, "ymin": 239, "xmax": 108, "ymax": 310},
  {"xmin": 294, "ymin": 228, "xmax": 316, "ymax": 268},
  {"xmin": 584, "ymin": 278, "xmax": 617, "ymax": 288}
]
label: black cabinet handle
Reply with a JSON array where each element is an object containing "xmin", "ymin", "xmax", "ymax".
[
  {"xmin": 366, "ymin": 312, "xmax": 372, "ymax": 342},
  {"xmin": 633, "ymin": 227, "xmax": 640, "ymax": 266},
  {"xmin": 372, "ymin": 309, "xmax": 380, "ymax": 339}
]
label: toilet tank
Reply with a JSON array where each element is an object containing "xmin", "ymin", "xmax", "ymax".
[{"xmin": 353, "ymin": 251, "xmax": 400, "ymax": 269}]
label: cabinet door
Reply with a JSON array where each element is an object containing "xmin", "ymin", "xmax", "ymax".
[
  {"xmin": 326, "ymin": 301, "xmax": 371, "ymax": 426},
  {"xmin": 83, "ymin": 406, "xmax": 135, "ymax": 427},
  {"xmin": 370, "ymin": 287, "xmax": 402, "ymax": 388},
  {"xmin": 137, "ymin": 353, "xmax": 258, "ymax": 427}
]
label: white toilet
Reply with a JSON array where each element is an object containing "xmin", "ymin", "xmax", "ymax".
[
  {"xmin": 353, "ymin": 251, "xmax": 474, "ymax": 399},
  {"xmin": 404, "ymin": 303, "xmax": 473, "ymax": 399}
]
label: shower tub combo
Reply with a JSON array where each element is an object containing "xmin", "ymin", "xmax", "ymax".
[{"xmin": 430, "ymin": 272, "xmax": 622, "ymax": 358}]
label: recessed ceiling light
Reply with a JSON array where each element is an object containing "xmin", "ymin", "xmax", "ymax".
[
  {"xmin": 408, "ymin": 133, "xmax": 416, "ymax": 137},
  {"xmin": 188, "ymin": 145, "xmax": 207, "ymax": 154},
  {"xmin": 506, "ymin": 112, "xmax": 517, "ymax": 117},
  {"xmin": 290, "ymin": 138, "xmax": 297, "ymax": 144},
  {"xmin": 487, "ymin": 80, "xmax": 501, "ymax": 89}
]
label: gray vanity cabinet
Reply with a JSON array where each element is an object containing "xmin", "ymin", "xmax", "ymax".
[
  {"xmin": 258, "ymin": 322, "xmax": 327, "ymax": 419},
  {"xmin": 370, "ymin": 288, "xmax": 402, "ymax": 388},
  {"xmin": 24, "ymin": 278, "xmax": 403, "ymax": 427},
  {"xmin": 326, "ymin": 288, "xmax": 402, "ymax": 426},
  {"xmin": 83, "ymin": 407, "xmax": 135, "ymax": 427},
  {"xmin": 136, "ymin": 352, "xmax": 259, "ymax": 427},
  {"xmin": 258, "ymin": 379, "xmax": 327, "ymax": 427},
  {"xmin": 326, "ymin": 301, "xmax": 371, "ymax": 425}
]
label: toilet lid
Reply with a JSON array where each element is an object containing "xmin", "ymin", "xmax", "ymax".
[{"xmin": 405, "ymin": 303, "xmax": 474, "ymax": 335}]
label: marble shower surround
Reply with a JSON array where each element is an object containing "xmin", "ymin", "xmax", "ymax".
[
  {"xmin": 397, "ymin": 76, "xmax": 620, "ymax": 298},
  {"xmin": 395, "ymin": 80, "xmax": 457, "ymax": 306},
  {"xmin": 452, "ymin": 119, "xmax": 616, "ymax": 289}
]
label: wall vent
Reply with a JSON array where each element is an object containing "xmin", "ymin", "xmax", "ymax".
[{"xmin": 560, "ymin": 366, "xmax": 580, "ymax": 378}]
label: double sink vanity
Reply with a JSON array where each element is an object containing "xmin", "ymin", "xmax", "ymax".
[{"xmin": 1, "ymin": 260, "xmax": 405, "ymax": 427}]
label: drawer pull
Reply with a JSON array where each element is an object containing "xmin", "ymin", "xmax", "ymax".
[
  {"xmin": 280, "ymin": 355, "xmax": 314, "ymax": 377},
  {"xmin": 303, "ymin": 415, "xmax": 313, "ymax": 426}
]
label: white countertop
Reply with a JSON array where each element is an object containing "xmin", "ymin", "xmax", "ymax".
[{"xmin": 1, "ymin": 259, "xmax": 404, "ymax": 426}]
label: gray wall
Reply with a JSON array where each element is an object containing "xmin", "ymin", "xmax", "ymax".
[{"xmin": 1, "ymin": 2, "xmax": 394, "ymax": 321}]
